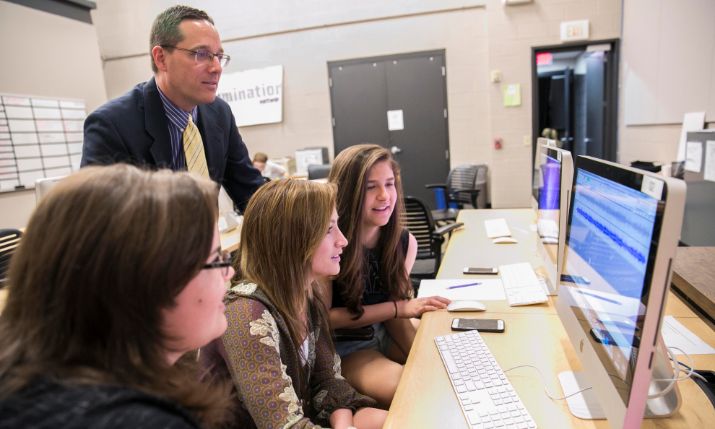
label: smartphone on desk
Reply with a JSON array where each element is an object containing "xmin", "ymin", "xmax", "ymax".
[
  {"xmin": 451, "ymin": 318, "xmax": 505, "ymax": 333},
  {"xmin": 463, "ymin": 266, "xmax": 498, "ymax": 275}
]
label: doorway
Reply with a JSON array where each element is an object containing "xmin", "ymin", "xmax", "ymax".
[
  {"xmin": 531, "ymin": 41, "xmax": 619, "ymax": 164},
  {"xmin": 328, "ymin": 50, "xmax": 450, "ymax": 209}
]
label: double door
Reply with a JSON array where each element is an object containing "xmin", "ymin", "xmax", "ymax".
[{"xmin": 329, "ymin": 50, "xmax": 450, "ymax": 208}]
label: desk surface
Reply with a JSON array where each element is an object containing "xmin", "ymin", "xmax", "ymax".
[
  {"xmin": 671, "ymin": 247, "xmax": 715, "ymax": 324},
  {"xmin": 386, "ymin": 209, "xmax": 715, "ymax": 428}
]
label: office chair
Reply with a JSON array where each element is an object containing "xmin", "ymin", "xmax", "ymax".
[
  {"xmin": 425, "ymin": 164, "xmax": 484, "ymax": 223},
  {"xmin": 307, "ymin": 164, "xmax": 331, "ymax": 180},
  {"xmin": 402, "ymin": 196, "xmax": 463, "ymax": 292},
  {"xmin": 1, "ymin": 229, "xmax": 22, "ymax": 288}
]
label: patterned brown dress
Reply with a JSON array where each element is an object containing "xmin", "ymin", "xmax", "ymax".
[{"xmin": 201, "ymin": 282, "xmax": 376, "ymax": 428}]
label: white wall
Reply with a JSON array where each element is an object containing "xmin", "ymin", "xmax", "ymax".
[
  {"xmin": 95, "ymin": 0, "xmax": 491, "ymax": 168},
  {"xmin": 0, "ymin": 1, "xmax": 107, "ymax": 228}
]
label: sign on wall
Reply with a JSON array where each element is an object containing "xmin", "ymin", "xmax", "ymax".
[
  {"xmin": 217, "ymin": 65, "xmax": 283, "ymax": 127},
  {"xmin": 0, "ymin": 93, "xmax": 85, "ymax": 192}
]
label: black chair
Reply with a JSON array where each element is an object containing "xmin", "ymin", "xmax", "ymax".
[
  {"xmin": 425, "ymin": 164, "xmax": 484, "ymax": 223},
  {"xmin": 403, "ymin": 196, "xmax": 463, "ymax": 291},
  {"xmin": 1, "ymin": 229, "xmax": 22, "ymax": 288},
  {"xmin": 307, "ymin": 164, "xmax": 331, "ymax": 180}
]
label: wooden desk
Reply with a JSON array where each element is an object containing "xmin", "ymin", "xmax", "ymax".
[
  {"xmin": 386, "ymin": 209, "xmax": 715, "ymax": 428},
  {"xmin": 220, "ymin": 227, "xmax": 241, "ymax": 253},
  {"xmin": 671, "ymin": 247, "xmax": 715, "ymax": 325}
]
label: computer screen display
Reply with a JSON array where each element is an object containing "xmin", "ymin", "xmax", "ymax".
[
  {"xmin": 534, "ymin": 150, "xmax": 561, "ymax": 238},
  {"xmin": 558, "ymin": 156, "xmax": 685, "ymax": 426}
]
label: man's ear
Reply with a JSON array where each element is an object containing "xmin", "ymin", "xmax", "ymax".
[{"xmin": 151, "ymin": 45, "xmax": 168, "ymax": 72}]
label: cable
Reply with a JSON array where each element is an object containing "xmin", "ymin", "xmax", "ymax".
[
  {"xmin": 647, "ymin": 346, "xmax": 704, "ymax": 398},
  {"xmin": 503, "ymin": 364, "xmax": 592, "ymax": 401}
]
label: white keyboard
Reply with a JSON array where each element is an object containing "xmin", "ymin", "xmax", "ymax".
[
  {"xmin": 435, "ymin": 330, "xmax": 537, "ymax": 429},
  {"xmin": 484, "ymin": 218, "xmax": 512, "ymax": 238},
  {"xmin": 536, "ymin": 219, "xmax": 558, "ymax": 239},
  {"xmin": 498, "ymin": 263, "xmax": 548, "ymax": 306}
]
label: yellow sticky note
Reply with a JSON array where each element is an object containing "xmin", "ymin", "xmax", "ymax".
[{"xmin": 502, "ymin": 84, "xmax": 521, "ymax": 107}]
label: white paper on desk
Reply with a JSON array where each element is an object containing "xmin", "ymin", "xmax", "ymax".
[
  {"xmin": 704, "ymin": 141, "xmax": 715, "ymax": 182},
  {"xmin": 685, "ymin": 142, "xmax": 703, "ymax": 172},
  {"xmin": 661, "ymin": 316, "xmax": 715, "ymax": 355},
  {"xmin": 417, "ymin": 279, "xmax": 506, "ymax": 301},
  {"xmin": 677, "ymin": 112, "xmax": 705, "ymax": 161}
]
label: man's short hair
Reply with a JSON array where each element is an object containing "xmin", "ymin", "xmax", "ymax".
[
  {"xmin": 149, "ymin": 5, "xmax": 214, "ymax": 73},
  {"xmin": 253, "ymin": 152, "xmax": 268, "ymax": 163}
]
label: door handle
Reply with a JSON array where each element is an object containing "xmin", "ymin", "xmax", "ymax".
[{"xmin": 390, "ymin": 145, "xmax": 402, "ymax": 155}]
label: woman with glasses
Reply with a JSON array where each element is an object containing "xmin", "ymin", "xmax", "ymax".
[
  {"xmin": 0, "ymin": 165, "xmax": 233, "ymax": 428},
  {"xmin": 201, "ymin": 179, "xmax": 387, "ymax": 429}
]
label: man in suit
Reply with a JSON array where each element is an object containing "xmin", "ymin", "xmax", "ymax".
[{"xmin": 81, "ymin": 5, "xmax": 263, "ymax": 212}]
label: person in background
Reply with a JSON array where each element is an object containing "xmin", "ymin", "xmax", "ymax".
[
  {"xmin": 0, "ymin": 165, "xmax": 234, "ymax": 428},
  {"xmin": 252, "ymin": 151, "xmax": 287, "ymax": 179},
  {"xmin": 82, "ymin": 5, "xmax": 263, "ymax": 212},
  {"xmin": 324, "ymin": 144, "xmax": 450, "ymax": 408},
  {"xmin": 201, "ymin": 179, "xmax": 387, "ymax": 429}
]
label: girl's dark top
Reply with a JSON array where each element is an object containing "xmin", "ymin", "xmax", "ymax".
[
  {"xmin": 332, "ymin": 229, "xmax": 410, "ymax": 308},
  {"xmin": 0, "ymin": 378, "xmax": 199, "ymax": 428}
]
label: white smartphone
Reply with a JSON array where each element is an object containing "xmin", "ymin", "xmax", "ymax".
[{"xmin": 463, "ymin": 266, "xmax": 498, "ymax": 275}]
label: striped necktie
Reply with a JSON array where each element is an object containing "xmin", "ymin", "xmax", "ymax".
[{"xmin": 183, "ymin": 115, "xmax": 209, "ymax": 177}]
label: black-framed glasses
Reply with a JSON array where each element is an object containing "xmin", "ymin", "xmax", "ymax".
[
  {"xmin": 203, "ymin": 250, "xmax": 232, "ymax": 276},
  {"xmin": 162, "ymin": 45, "xmax": 231, "ymax": 68}
]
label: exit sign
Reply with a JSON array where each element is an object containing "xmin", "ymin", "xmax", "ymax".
[{"xmin": 560, "ymin": 20, "xmax": 590, "ymax": 42}]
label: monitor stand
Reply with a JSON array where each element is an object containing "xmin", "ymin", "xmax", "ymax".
[{"xmin": 558, "ymin": 340, "xmax": 681, "ymax": 420}]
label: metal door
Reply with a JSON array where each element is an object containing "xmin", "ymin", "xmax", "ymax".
[{"xmin": 329, "ymin": 50, "xmax": 450, "ymax": 209}]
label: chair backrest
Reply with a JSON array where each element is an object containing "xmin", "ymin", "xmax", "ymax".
[
  {"xmin": 446, "ymin": 165, "xmax": 479, "ymax": 205},
  {"xmin": 402, "ymin": 196, "xmax": 437, "ymax": 260},
  {"xmin": 0, "ymin": 229, "xmax": 22, "ymax": 288},
  {"xmin": 307, "ymin": 164, "xmax": 331, "ymax": 180}
]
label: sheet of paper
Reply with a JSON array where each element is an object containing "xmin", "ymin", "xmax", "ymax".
[
  {"xmin": 704, "ymin": 141, "xmax": 715, "ymax": 182},
  {"xmin": 685, "ymin": 141, "xmax": 702, "ymax": 172},
  {"xmin": 417, "ymin": 278, "xmax": 506, "ymax": 301},
  {"xmin": 677, "ymin": 112, "xmax": 705, "ymax": 161},
  {"xmin": 661, "ymin": 316, "xmax": 715, "ymax": 355},
  {"xmin": 387, "ymin": 109, "xmax": 404, "ymax": 131}
]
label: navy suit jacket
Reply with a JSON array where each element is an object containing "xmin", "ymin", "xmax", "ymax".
[{"xmin": 81, "ymin": 78, "xmax": 263, "ymax": 212}]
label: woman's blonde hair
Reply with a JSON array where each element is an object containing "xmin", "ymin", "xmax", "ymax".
[
  {"xmin": 237, "ymin": 179, "xmax": 337, "ymax": 347},
  {"xmin": 0, "ymin": 164, "xmax": 230, "ymax": 426},
  {"xmin": 328, "ymin": 144, "xmax": 410, "ymax": 318}
]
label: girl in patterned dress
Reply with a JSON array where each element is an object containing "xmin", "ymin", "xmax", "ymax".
[{"xmin": 201, "ymin": 179, "xmax": 387, "ymax": 429}]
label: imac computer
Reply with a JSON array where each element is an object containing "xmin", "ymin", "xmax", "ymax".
[
  {"xmin": 556, "ymin": 156, "xmax": 685, "ymax": 427},
  {"xmin": 531, "ymin": 140, "xmax": 573, "ymax": 295}
]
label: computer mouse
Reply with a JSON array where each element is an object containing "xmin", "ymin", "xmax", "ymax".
[
  {"xmin": 493, "ymin": 236, "xmax": 518, "ymax": 244},
  {"xmin": 447, "ymin": 300, "xmax": 487, "ymax": 312}
]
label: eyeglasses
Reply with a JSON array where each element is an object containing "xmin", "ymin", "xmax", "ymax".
[
  {"xmin": 162, "ymin": 45, "xmax": 231, "ymax": 68},
  {"xmin": 203, "ymin": 250, "xmax": 232, "ymax": 277}
]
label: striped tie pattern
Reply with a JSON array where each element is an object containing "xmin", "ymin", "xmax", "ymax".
[{"xmin": 182, "ymin": 115, "xmax": 209, "ymax": 177}]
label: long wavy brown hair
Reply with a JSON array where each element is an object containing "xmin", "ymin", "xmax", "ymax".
[
  {"xmin": 328, "ymin": 144, "xmax": 411, "ymax": 319},
  {"xmin": 0, "ymin": 165, "xmax": 231, "ymax": 426},
  {"xmin": 235, "ymin": 179, "xmax": 337, "ymax": 392}
]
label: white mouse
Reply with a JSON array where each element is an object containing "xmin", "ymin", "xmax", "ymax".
[
  {"xmin": 493, "ymin": 236, "xmax": 518, "ymax": 244},
  {"xmin": 447, "ymin": 300, "xmax": 487, "ymax": 312}
]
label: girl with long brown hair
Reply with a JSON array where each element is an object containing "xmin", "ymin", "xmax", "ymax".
[
  {"xmin": 200, "ymin": 179, "xmax": 387, "ymax": 429},
  {"xmin": 0, "ymin": 165, "xmax": 233, "ymax": 428},
  {"xmin": 325, "ymin": 144, "xmax": 450, "ymax": 408}
]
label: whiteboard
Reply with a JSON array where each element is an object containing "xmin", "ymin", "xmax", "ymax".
[
  {"xmin": 623, "ymin": 0, "xmax": 715, "ymax": 125},
  {"xmin": 0, "ymin": 93, "xmax": 85, "ymax": 192}
]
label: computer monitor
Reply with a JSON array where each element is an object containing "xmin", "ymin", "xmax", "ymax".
[
  {"xmin": 556, "ymin": 156, "xmax": 685, "ymax": 427},
  {"xmin": 34, "ymin": 176, "xmax": 65, "ymax": 204},
  {"xmin": 532, "ymin": 141, "xmax": 573, "ymax": 295}
]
